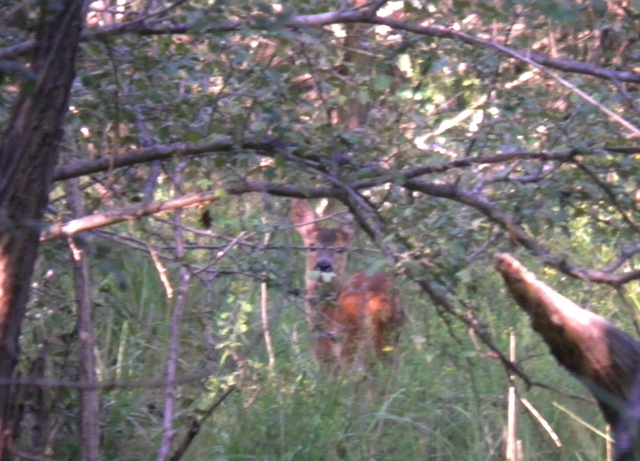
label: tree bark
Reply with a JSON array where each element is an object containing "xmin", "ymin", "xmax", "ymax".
[
  {"xmin": 495, "ymin": 253, "xmax": 640, "ymax": 461},
  {"xmin": 0, "ymin": 1, "xmax": 86, "ymax": 458}
]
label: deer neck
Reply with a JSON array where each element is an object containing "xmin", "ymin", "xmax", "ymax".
[{"xmin": 305, "ymin": 274, "xmax": 345, "ymax": 309}]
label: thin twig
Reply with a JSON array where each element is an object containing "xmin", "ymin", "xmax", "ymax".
[
  {"xmin": 261, "ymin": 228, "xmax": 275, "ymax": 371},
  {"xmin": 520, "ymin": 397, "xmax": 562, "ymax": 448},
  {"xmin": 157, "ymin": 163, "xmax": 191, "ymax": 461},
  {"xmin": 148, "ymin": 244, "xmax": 174, "ymax": 299},
  {"xmin": 168, "ymin": 385, "xmax": 237, "ymax": 461},
  {"xmin": 66, "ymin": 179, "xmax": 101, "ymax": 461}
]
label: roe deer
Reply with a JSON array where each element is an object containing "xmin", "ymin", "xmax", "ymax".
[{"xmin": 290, "ymin": 200, "xmax": 404, "ymax": 371}]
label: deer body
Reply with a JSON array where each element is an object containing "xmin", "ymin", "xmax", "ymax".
[{"xmin": 290, "ymin": 200, "xmax": 404, "ymax": 370}]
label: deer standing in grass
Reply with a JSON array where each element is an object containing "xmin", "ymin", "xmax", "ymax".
[{"xmin": 290, "ymin": 200, "xmax": 405, "ymax": 372}]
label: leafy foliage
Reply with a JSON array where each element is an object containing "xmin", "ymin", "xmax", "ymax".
[{"xmin": 3, "ymin": 0, "xmax": 640, "ymax": 459}]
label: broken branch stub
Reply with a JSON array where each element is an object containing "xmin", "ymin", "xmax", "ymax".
[{"xmin": 494, "ymin": 253, "xmax": 640, "ymax": 461}]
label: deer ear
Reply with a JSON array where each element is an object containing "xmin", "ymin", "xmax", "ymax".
[
  {"xmin": 290, "ymin": 199, "xmax": 317, "ymax": 238},
  {"xmin": 340, "ymin": 213, "xmax": 356, "ymax": 243},
  {"xmin": 341, "ymin": 224, "xmax": 356, "ymax": 244}
]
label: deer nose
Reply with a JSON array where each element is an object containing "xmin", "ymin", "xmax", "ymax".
[{"xmin": 316, "ymin": 260, "xmax": 333, "ymax": 272}]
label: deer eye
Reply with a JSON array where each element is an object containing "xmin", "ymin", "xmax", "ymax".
[
  {"xmin": 308, "ymin": 245, "xmax": 318, "ymax": 252},
  {"xmin": 336, "ymin": 248, "xmax": 346, "ymax": 254}
]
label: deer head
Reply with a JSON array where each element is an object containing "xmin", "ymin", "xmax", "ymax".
[{"xmin": 290, "ymin": 200, "xmax": 354, "ymax": 295}]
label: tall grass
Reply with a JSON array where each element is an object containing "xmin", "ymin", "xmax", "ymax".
[{"xmin": 25, "ymin": 237, "xmax": 612, "ymax": 460}]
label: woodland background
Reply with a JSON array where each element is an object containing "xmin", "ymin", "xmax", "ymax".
[{"xmin": 2, "ymin": 0, "xmax": 640, "ymax": 459}]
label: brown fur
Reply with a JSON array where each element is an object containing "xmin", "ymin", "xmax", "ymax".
[{"xmin": 290, "ymin": 200, "xmax": 404, "ymax": 371}]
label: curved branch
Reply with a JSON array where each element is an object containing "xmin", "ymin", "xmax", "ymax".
[
  {"xmin": 52, "ymin": 137, "xmax": 291, "ymax": 181},
  {"xmin": 41, "ymin": 190, "xmax": 225, "ymax": 241},
  {"xmin": 41, "ymin": 181, "xmax": 333, "ymax": 242},
  {"xmin": 3, "ymin": 7, "xmax": 639, "ymax": 85},
  {"xmin": 409, "ymin": 270, "xmax": 533, "ymax": 388},
  {"xmin": 396, "ymin": 150, "xmax": 577, "ymax": 180},
  {"xmin": 45, "ymin": 172, "xmax": 640, "ymax": 288},
  {"xmin": 574, "ymin": 161, "xmax": 640, "ymax": 235},
  {"xmin": 364, "ymin": 16, "xmax": 640, "ymax": 84},
  {"xmin": 52, "ymin": 133, "xmax": 581, "ymax": 183},
  {"xmin": 47, "ymin": 141, "xmax": 640, "ymax": 289},
  {"xmin": 52, "ymin": 134, "xmax": 589, "ymax": 185},
  {"xmin": 403, "ymin": 178, "xmax": 640, "ymax": 287}
]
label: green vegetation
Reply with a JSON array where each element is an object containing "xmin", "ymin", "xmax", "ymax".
[{"xmin": 3, "ymin": 0, "xmax": 640, "ymax": 459}]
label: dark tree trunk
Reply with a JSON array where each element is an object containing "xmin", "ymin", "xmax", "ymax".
[
  {"xmin": 495, "ymin": 253, "xmax": 640, "ymax": 461},
  {"xmin": 0, "ymin": 1, "xmax": 85, "ymax": 458}
]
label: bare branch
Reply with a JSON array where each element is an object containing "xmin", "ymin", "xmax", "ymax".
[
  {"xmin": 41, "ymin": 190, "xmax": 223, "ymax": 241},
  {"xmin": 66, "ymin": 179, "xmax": 100, "ymax": 461},
  {"xmin": 157, "ymin": 163, "xmax": 190, "ymax": 461},
  {"xmin": 45, "ymin": 168, "xmax": 640, "ymax": 289},
  {"xmin": 167, "ymin": 386, "xmax": 237, "ymax": 461},
  {"xmin": 406, "ymin": 265, "xmax": 533, "ymax": 388},
  {"xmin": 364, "ymin": 16, "xmax": 640, "ymax": 84},
  {"xmin": 52, "ymin": 137, "xmax": 291, "ymax": 181},
  {"xmin": 40, "ymin": 179, "xmax": 337, "ymax": 242},
  {"xmin": 50, "ymin": 131, "xmax": 640, "ymax": 190}
]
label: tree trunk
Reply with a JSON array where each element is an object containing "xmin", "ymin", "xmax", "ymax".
[
  {"xmin": 495, "ymin": 253, "xmax": 640, "ymax": 461},
  {"xmin": 0, "ymin": 1, "xmax": 85, "ymax": 458}
]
